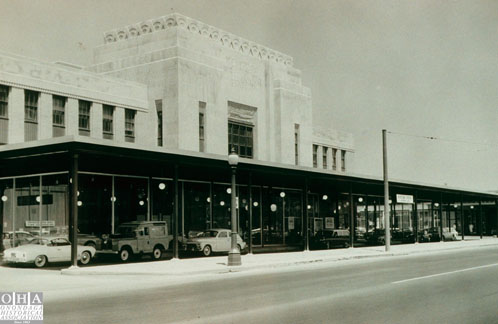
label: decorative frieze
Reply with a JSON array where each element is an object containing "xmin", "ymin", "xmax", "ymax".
[{"xmin": 103, "ymin": 13, "xmax": 293, "ymax": 67}]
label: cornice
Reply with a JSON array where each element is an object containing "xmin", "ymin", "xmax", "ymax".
[{"xmin": 102, "ymin": 13, "xmax": 293, "ymax": 68}]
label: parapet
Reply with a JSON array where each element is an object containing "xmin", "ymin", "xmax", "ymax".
[{"xmin": 102, "ymin": 13, "xmax": 294, "ymax": 67}]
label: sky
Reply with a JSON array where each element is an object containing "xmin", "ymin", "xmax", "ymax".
[{"xmin": 1, "ymin": 0, "xmax": 497, "ymax": 192}]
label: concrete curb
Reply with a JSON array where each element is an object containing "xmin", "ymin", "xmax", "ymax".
[{"xmin": 60, "ymin": 240, "xmax": 498, "ymax": 277}]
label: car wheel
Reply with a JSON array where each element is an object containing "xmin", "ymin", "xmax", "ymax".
[
  {"xmin": 119, "ymin": 248, "xmax": 132, "ymax": 262},
  {"xmin": 34, "ymin": 255, "xmax": 47, "ymax": 268},
  {"xmin": 79, "ymin": 251, "xmax": 92, "ymax": 265},
  {"xmin": 152, "ymin": 246, "xmax": 162, "ymax": 260},
  {"xmin": 202, "ymin": 245, "xmax": 212, "ymax": 257}
]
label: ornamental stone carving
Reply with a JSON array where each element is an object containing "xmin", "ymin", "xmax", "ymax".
[{"xmin": 102, "ymin": 13, "xmax": 293, "ymax": 67}]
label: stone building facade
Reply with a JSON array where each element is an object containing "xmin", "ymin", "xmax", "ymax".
[{"xmin": 0, "ymin": 13, "xmax": 354, "ymax": 172}]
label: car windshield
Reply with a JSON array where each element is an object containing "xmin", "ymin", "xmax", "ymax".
[
  {"xmin": 117, "ymin": 226, "xmax": 138, "ymax": 238},
  {"xmin": 198, "ymin": 231, "xmax": 218, "ymax": 238},
  {"xmin": 28, "ymin": 238, "xmax": 48, "ymax": 245}
]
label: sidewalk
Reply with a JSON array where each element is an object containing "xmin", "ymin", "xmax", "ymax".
[{"xmin": 61, "ymin": 237, "xmax": 498, "ymax": 277}]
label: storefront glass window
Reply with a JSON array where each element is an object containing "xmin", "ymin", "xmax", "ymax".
[
  {"xmin": 212, "ymin": 183, "xmax": 230, "ymax": 230},
  {"xmin": 354, "ymin": 196, "xmax": 367, "ymax": 245},
  {"xmin": 151, "ymin": 179, "xmax": 174, "ymax": 232},
  {"xmin": 0, "ymin": 179, "xmax": 13, "ymax": 250},
  {"xmin": 41, "ymin": 174, "xmax": 68, "ymax": 237},
  {"xmin": 481, "ymin": 200, "xmax": 497, "ymax": 236},
  {"xmin": 183, "ymin": 182, "xmax": 210, "ymax": 237},
  {"xmin": 114, "ymin": 177, "xmax": 148, "ymax": 228},
  {"xmin": 251, "ymin": 187, "xmax": 262, "ymax": 246},
  {"xmin": 237, "ymin": 185, "xmax": 251, "ymax": 242},
  {"xmin": 283, "ymin": 190, "xmax": 302, "ymax": 245},
  {"xmin": 15, "ymin": 176, "xmax": 41, "ymax": 236},
  {"xmin": 461, "ymin": 199, "xmax": 478, "ymax": 236},
  {"xmin": 78, "ymin": 174, "xmax": 112, "ymax": 236},
  {"xmin": 392, "ymin": 203, "xmax": 413, "ymax": 244}
]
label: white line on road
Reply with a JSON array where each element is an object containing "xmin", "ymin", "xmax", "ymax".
[{"xmin": 392, "ymin": 263, "xmax": 498, "ymax": 284}]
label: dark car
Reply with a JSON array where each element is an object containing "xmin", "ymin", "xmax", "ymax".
[
  {"xmin": 364, "ymin": 229, "xmax": 386, "ymax": 245},
  {"xmin": 418, "ymin": 227, "xmax": 441, "ymax": 242},
  {"xmin": 310, "ymin": 230, "xmax": 350, "ymax": 249}
]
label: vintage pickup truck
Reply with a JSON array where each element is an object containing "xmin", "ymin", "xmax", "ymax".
[{"xmin": 110, "ymin": 221, "xmax": 172, "ymax": 262}]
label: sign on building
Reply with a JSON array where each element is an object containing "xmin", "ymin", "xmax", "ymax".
[{"xmin": 396, "ymin": 194, "xmax": 414, "ymax": 204}]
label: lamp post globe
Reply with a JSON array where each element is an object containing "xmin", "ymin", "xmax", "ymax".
[
  {"xmin": 228, "ymin": 148, "xmax": 241, "ymax": 266},
  {"xmin": 228, "ymin": 149, "xmax": 239, "ymax": 167}
]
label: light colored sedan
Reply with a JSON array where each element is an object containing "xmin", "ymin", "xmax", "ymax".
[
  {"xmin": 186, "ymin": 229, "xmax": 247, "ymax": 256},
  {"xmin": 3, "ymin": 237, "xmax": 96, "ymax": 268}
]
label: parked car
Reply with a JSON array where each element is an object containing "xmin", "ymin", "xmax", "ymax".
[
  {"xmin": 2, "ymin": 231, "xmax": 35, "ymax": 250},
  {"xmin": 111, "ymin": 221, "xmax": 173, "ymax": 262},
  {"xmin": 77, "ymin": 232, "xmax": 103, "ymax": 250},
  {"xmin": 186, "ymin": 229, "xmax": 247, "ymax": 256},
  {"xmin": 2, "ymin": 237, "xmax": 96, "ymax": 268},
  {"xmin": 418, "ymin": 227, "xmax": 441, "ymax": 242},
  {"xmin": 310, "ymin": 229, "xmax": 350, "ymax": 249},
  {"xmin": 442, "ymin": 228, "xmax": 459, "ymax": 241},
  {"xmin": 364, "ymin": 229, "xmax": 386, "ymax": 245}
]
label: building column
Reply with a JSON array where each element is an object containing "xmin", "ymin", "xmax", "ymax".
[
  {"xmin": 90, "ymin": 103, "xmax": 103, "ymax": 139},
  {"xmin": 316, "ymin": 146, "xmax": 323, "ymax": 169},
  {"xmin": 66, "ymin": 98, "xmax": 79, "ymax": 136},
  {"xmin": 8, "ymin": 87, "xmax": 24, "ymax": 144},
  {"xmin": 69, "ymin": 153, "xmax": 79, "ymax": 267},
  {"xmin": 39, "ymin": 93, "xmax": 52, "ymax": 140},
  {"xmin": 135, "ymin": 111, "xmax": 154, "ymax": 147},
  {"xmin": 327, "ymin": 147, "xmax": 333, "ymax": 170},
  {"xmin": 114, "ymin": 107, "xmax": 125, "ymax": 143}
]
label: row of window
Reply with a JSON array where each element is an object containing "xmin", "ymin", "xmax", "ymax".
[
  {"xmin": 313, "ymin": 144, "xmax": 346, "ymax": 171},
  {"xmin": 2, "ymin": 85, "xmax": 345, "ymax": 171},
  {"xmin": 0, "ymin": 85, "xmax": 136, "ymax": 143}
]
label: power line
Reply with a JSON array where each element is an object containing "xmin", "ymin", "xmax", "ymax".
[{"xmin": 387, "ymin": 130, "xmax": 494, "ymax": 147}]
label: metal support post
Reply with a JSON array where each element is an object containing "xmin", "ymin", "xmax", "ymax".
[
  {"xmin": 228, "ymin": 166, "xmax": 241, "ymax": 266},
  {"xmin": 70, "ymin": 153, "xmax": 79, "ymax": 267},
  {"xmin": 382, "ymin": 129, "xmax": 390, "ymax": 252},
  {"xmin": 173, "ymin": 165, "xmax": 179, "ymax": 259}
]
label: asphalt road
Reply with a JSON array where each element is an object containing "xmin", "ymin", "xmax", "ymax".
[{"xmin": 44, "ymin": 246, "xmax": 498, "ymax": 324}]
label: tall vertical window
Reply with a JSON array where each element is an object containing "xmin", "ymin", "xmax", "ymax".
[
  {"xmin": 125, "ymin": 109, "xmax": 136, "ymax": 142},
  {"xmin": 0, "ymin": 85, "xmax": 8, "ymax": 118},
  {"xmin": 199, "ymin": 102, "xmax": 206, "ymax": 152},
  {"xmin": 341, "ymin": 150, "xmax": 346, "ymax": 171},
  {"xmin": 294, "ymin": 124, "xmax": 300, "ymax": 165},
  {"xmin": 228, "ymin": 121, "xmax": 253, "ymax": 158},
  {"xmin": 155, "ymin": 100, "xmax": 162, "ymax": 146},
  {"xmin": 24, "ymin": 90, "xmax": 39, "ymax": 141},
  {"xmin": 52, "ymin": 95, "xmax": 66, "ymax": 137},
  {"xmin": 332, "ymin": 148, "xmax": 337, "ymax": 170},
  {"xmin": 322, "ymin": 146, "xmax": 328, "ymax": 169},
  {"xmin": 0, "ymin": 85, "xmax": 8, "ymax": 144},
  {"xmin": 102, "ymin": 105, "xmax": 114, "ymax": 139},
  {"xmin": 24, "ymin": 90, "xmax": 38, "ymax": 123},
  {"xmin": 312, "ymin": 145, "xmax": 318, "ymax": 168},
  {"xmin": 78, "ymin": 100, "xmax": 91, "ymax": 136}
]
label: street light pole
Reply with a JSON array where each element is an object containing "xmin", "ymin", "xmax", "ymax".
[
  {"xmin": 228, "ymin": 149, "xmax": 241, "ymax": 266},
  {"xmin": 383, "ymin": 129, "xmax": 391, "ymax": 252}
]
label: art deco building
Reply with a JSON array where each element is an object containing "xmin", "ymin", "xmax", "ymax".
[{"xmin": 0, "ymin": 14, "xmax": 495, "ymax": 258}]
